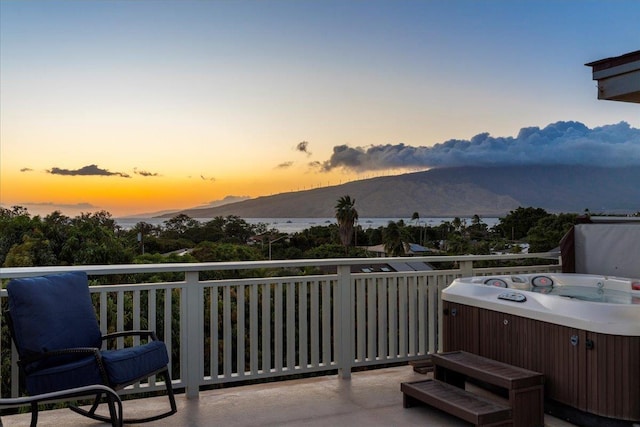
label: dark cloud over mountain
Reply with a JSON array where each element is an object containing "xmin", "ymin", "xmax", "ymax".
[
  {"xmin": 321, "ymin": 121, "xmax": 640, "ymax": 172},
  {"xmin": 48, "ymin": 164, "xmax": 131, "ymax": 178}
]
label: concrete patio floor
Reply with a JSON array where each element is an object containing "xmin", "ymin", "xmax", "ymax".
[{"xmin": 2, "ymin": 365, "xmax": 577, "ymax": 427}]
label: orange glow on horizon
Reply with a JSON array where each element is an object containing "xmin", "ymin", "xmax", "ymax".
[{"xmin": 1, "ymin": 166, "xmax": 366, "ymax": 217}]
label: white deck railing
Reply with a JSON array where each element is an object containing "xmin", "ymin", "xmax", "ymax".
[{"xmin": 0, "ymin": 253, "xmax": 560, "ymax": 400}]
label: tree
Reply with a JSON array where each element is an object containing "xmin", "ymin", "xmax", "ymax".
[
  {"xmin": 410, "ymin": 212, "xmax": 422, "ymax": 243},
  {"xmin": 495, "ymin": 207, "xmax": 549, "ymax": 240},
  {"xmin": 0, "ymin": 206, "xmax": 40, "ymax": 266},
  {"xmin": 41, "ymin": 211, "xmax": 72, "ymax": 256},
  {"xmin": 304, "ymin": 243, "xmax": 365, "ymax": 259},
  {"xmin": 3, "ymin": 234, "xmax": 57, "ymax": 267},
  {"xmin": 468, "ymin": 214, "xmax": 489, "ymax": 240},
  {"xmin": 527, "ymin": 213, "xmax": 578, "ymax": 252},
  {"xmin": 191, "ymin": 241, "xmax": 261, "ymax": 262},
  {"xmin": 411, "ymin": 212, "xmax": 420, "ymax": 225},
  {"xmin": 59, "ymin": 211, "xmax": 132, "ymax": 265},
  {"xmin": 335, "ymin": 196, "xmax": 358, "ymax": 253},
  {"xmin": 445, "ymin": 233, "xmax": 471, "ymax": 255},
  {"xmin": 383, "ymin": 221, "xmax": 406, "ymax": 257},
  {"xmin": 162, "ymin": 214, "xmax": 200, "ymax": 239},
  {"xmin": 220, "ymin": 215, "xmax": 255, "ymax": 244},
  {"xmin": 451, "ymin": 217, "xmax": 466, "ymax": 233}
]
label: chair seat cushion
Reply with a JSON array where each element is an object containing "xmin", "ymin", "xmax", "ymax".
[
  {"xmin": 25, "ymin": 355, "xmax": 104, "ymax": 395},
  {"xmin": 101, "ymin": 340, "xmax": 169, "ymax": 387}
]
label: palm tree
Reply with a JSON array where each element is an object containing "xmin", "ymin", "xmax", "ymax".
[
  {"xmin": 452, "ymin": 216, "xmax": 464, "ymax": 233},
  {"xmin": 411, "ymin": 211, "xmax": 422, "ymax": 245},
  {"xmin": 411, "ymin": 212, "xmax": 420, "ymax": 226},
  {"xmin": 383, "ymin": 221, "xmax": 405, "ymax": 257},
  {"xmin": 335, "ymin": 195, "xmax": 358, "ymax": 253}
]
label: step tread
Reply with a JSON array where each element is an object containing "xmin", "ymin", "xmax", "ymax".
[
  {"xmin": 402, "ymin": 379, "xmax": 511, "ymax": 425},
  {"xmin": 432, "ymin": 351, "xmax": 544, "ymax": 389}
]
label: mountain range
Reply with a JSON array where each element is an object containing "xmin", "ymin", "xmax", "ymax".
[{"xmin": 158, "ymin": 165, "xmax": 640, "ymax": 218}]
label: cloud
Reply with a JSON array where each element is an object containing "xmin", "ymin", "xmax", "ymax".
[
  {"xmin": 48, "ymin": 164, "xmax": 131, "ymax": 178},
  {"xmin": 276, "ymin": 161, "xmax": 294, "ymax": 169},
  {"xmin": 296, "ymin": 141, "xmax": 311, "ymax": 155},
  {"xmin": 134, "ymin": 168, "xmax": 160, "ymax": 177},
  {"xmin": 215, "ymin": 195, "xmax": 250, "ymax": 204},
  {"xmin": 320, "ymin": 121, "xmax": 640, "ymax": 171},
  {"xmin": 198, "ymin": 195, "xmax": 251, "ymax": 208},
  {"xmin": 20, "ymin": 167, "xmax": 33, "ymax": 172}
]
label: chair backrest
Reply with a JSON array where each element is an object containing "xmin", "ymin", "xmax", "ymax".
[{"xmin": 7, "ymin": 272, "xmax": 102, "ymax": 371}]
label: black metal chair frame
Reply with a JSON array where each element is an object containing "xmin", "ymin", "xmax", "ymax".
[{"xmin": 0, "ymin": 384, "xmax": 123, "ymax": 427}]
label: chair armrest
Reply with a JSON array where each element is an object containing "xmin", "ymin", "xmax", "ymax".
[
  {"xmin": 0, "ymin": 384, "xmax": 121, "ymax": 407},
  {"xmin": 102, "ymin": 330, "xmax": 159, "ymax": 341}
]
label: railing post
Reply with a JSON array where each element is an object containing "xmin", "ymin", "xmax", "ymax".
[
  {"xmin": 185, "ymin": 271, "xmax": 202, "ymax": 399},
  {"xmin": 337, "ymin": 265, "xmax": 353, "ymax": 379},
  {"xmin": 459, "ymin": 259, "xmax": 474, "ymax": 277}
]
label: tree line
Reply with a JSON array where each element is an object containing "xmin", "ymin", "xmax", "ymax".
[{"xmin": 1, "ymin": 203, "xmax": 582, "ymax": 269}]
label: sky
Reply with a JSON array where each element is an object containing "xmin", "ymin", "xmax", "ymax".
[{"xmin": 1, "ymin": 0, "xmax": 639, "ymax": 218}]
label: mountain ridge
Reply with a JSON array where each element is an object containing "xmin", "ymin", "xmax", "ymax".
[{"xmin": 157, "ymin": 165, "xmax": 640, "ymax": 218}]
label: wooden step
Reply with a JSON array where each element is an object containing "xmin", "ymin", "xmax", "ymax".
[
  {"xmin": 402, "ymin": 379, "xmax": 511, "ymax": 426},
  {"xmin": 408, "ymin": 357, "xmax": 434, "ymax": 374},
  {"xmin": 429, "ymin": 352, "xmax": 544, "ymax": 427},
  {"xmin": 432, "ymin": 351, "xmax": 544, "ymax": 390}
]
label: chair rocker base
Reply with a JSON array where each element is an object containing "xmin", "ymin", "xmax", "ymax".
[
  {"xmin": 68, "ymin": 369, "xmax": 177, "ymax": 424},
  {"xmin": 69, "ymin": 401, "xmax": 176, "ymax": 424}
]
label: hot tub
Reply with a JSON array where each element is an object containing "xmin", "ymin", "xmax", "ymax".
[{"xmin": 442, "ymin": 273, "xmax": 640, "ymax": 426}]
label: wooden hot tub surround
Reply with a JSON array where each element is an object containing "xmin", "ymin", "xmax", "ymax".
[{"xmin": 443, "ymin": 300, "xmax": 640, "ymax": 424}]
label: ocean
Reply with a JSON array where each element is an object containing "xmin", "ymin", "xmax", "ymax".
[{"xmin": 115, "ymin": 217, "xmax": 501, "ymax": 233}]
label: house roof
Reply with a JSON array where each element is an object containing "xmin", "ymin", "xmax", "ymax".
[
  {"xmin": 361, "ymin": 242, "xmax": 439, "ymax": 256},
  {"xmin": 585, "ymin": 50, "xmax": 640, "ymax": 103},
  {"xmin": 319, "ymin": 261, "xmax": 434, "ymax": 274}
]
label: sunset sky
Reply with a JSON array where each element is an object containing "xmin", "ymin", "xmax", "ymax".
[{"xmin": 1, "ymin": 1, "xmax": 639, "ymax": 218}]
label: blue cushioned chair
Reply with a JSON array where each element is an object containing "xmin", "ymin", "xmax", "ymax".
[{"xmin": 6, "ymin": 272, "xmax": 177, "ymax": 424}]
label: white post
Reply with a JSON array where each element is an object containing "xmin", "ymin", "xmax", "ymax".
[
  {"xmin": 185, "ymin": 271, "xmax": 202, "ymax": 398},
  {"xmin": 459, "ymin": 259, "xmax": 474, "ymax": 277},
  {"xmin": 337, "ymin": 265, "xmax": 353, "ymax": 379}
]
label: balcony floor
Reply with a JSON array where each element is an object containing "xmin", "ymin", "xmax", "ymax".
[{"xmin": 2, "ymin": 365, "xmax": 576, "ymax": 426}]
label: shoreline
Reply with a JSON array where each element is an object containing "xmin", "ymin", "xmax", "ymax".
[{"xmin": 115, "ymin": 216, "xmax": 501, "ymax": 233}]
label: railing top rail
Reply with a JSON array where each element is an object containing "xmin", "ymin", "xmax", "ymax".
[{"xmin": 0, "ymin": 252, "xmax": 560, "ymax": 279}]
